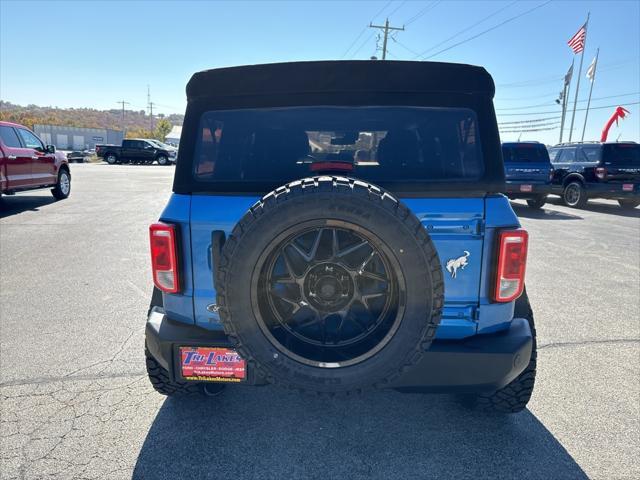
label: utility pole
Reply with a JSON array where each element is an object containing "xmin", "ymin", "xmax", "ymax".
[
  {"xmin": 147, "ymin": 85, "xmax": 155, "ymax": 133},
  {"xmin": 117, "ymin": 100, "xmax": 129, "ymax": 133},
  {"xmin": 369, "ymin": 18, "xmax": 404, "ymax": 60},
  {"xmin": 149, "ymin": 102, "xmax": 155, "ymax": 132}
]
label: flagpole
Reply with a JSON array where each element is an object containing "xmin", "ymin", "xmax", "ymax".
[
  {"xmin": 568, "ymin": 12, "xmax": 589, "ymax": 142},
  {"xmin": 581, "ymin": 47, "xmax": 599, "ymax": 141},
  {"xmin": 559, "ymin": 82, "xmax": 568, "ymax": 143},
  {"xmin": 559, "ymin": 59, "xmax": 574, "ymax": 143}
]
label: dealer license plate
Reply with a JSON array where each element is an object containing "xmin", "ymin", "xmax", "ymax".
[
  {"xmin": 520, "ymin": 184, "xmax": 533, "ymax": 192},
  {"xmin": 622, "ymin": 183, "xmax": 634, "ymax": 192},
  {"xmin": 180, "ymin": 347, "xmax": 246, "ymax": 382}
]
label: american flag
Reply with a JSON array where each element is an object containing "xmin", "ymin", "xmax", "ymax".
[{"xmin": 567, "ymin": 23, "xmax": 587, "ymax": 54}]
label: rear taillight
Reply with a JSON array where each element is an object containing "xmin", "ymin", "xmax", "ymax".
[
  {"xmin": 493, "ymin": 229, "xmax": 528, "ymax": 303},
  {"xmin": 595, "ymin": 167, "xmax": 607, "ymax": 180},
  {"xmin": 149, "ymin": 222, "xmax": 180, "ymax": 294}
]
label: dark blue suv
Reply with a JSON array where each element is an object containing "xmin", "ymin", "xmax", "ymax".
[
  {"xmin": 502, "ymin": 142, "xmax": 553, "ymax": 209},
  {"xmin": 144, "ymin": 61, "xmax": 536, "ymax": 413},
  {"xmin": 548, "ymin": 142, "xmax": 640, "ymax": 209}
]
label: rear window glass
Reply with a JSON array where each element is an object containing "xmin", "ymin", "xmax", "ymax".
[
  {"xmin": 603, "ymin": 144, "xmax": 640, "ymax": 165},
  {"xmin": 0, "ymin": 126, "xmax": 22, "ymax": 148},
  {"xmin": 548, "ymin": 148, "xmax": 560, "ymax": 163},
  {"xmin": 502, "ymin": 144, "xmax": 550, "ymax": 163},
  {"xmin": 580, "ymin": 146, "xmax": 602, "ymax": 162},
  {"xmin": 193, "ymin": 107, "xmax": 483, "ymax": 185}
]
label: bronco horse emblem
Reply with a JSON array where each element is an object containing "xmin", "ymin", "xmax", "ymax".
[{"xmin": 446, "ymin": 251, "xmax": 470, "ymax": 278}]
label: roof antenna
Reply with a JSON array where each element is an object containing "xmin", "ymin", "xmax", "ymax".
[
  {"xmin": 616, "ymin": 133, "xmax": 622, "ymax": 142},
  {"xmin": 518, "ymin": 132, "xmax": 523, "ymax": 142}
]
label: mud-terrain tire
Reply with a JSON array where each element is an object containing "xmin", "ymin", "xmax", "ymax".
[
  {"xmin": 216, "ymin": 176, "xmax": 444, "ymax": 394},
  {"xmin": 463, "ymin": 288, "xmax": 537, "ymax": 413},
  {"xmin": 526, "ymin": 195, "xmax": 546, "ymax": 209},
  {"xmin": 145, "ymin": 345, "xmax": 205, "ymax": 396},
  {"xmin": 618, "ymin": 199, "xmax": 640, "ymax": 210}
]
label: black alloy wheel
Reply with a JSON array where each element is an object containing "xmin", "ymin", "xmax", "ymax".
[{"xmin": 254, "ymin": 223, "xmax": 404, "ymax": 368}]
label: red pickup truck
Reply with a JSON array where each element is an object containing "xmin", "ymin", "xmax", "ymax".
[{"xmin": 0, "ymin": 121, "xmax": 70, "ymax": 200}]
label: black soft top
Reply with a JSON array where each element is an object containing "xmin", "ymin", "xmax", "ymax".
[
  {"xmin": 174, "ymin": 60, "xmax": 503, "ymax": 196},
  {"xmin": 187, "ymin": 60, "xmax": 495, "ymax": 100}
]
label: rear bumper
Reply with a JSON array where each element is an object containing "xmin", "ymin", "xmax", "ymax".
[
  {"xmin": 551, "ymin": 182, "xmax": 640, "ymax": 200},
  {"xmin": 145, "ymin": 308, "xmax": 532, "ymax": 394},
  {"xmin": 585, "ymin": 183, "xmax": 639, "ymax": 200},
  {"xmin": 505, "ymin": 182, "xmax": 552, "ymax": 199}
]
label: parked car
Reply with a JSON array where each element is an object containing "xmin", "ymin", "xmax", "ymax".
[
  {"xmin": 145, "ymin": 139, "xmax": 178, "ymax": 163},
  {"xmin": 548, "ymin": 141, "xmax": 640, "ymax": 209},
  {"xmin": 67, "ymin": 150, "xmax": 90, "ymax": 163},
  {"xmin": 144, "ymin": 60, "xmax": 536, "ymax": 414},
  {"xmin": 96, "ymin": 138, "xmax": 176, "ymax": 165},
  {"xmin": 0, "ymin": 121, "xmax": 71, "ymax": 200},
  {"xmin": 502, "ymin": 141, "xmax": 553, "ymax": 209}
]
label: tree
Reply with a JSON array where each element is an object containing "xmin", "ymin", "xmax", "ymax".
[{"xmin": 153, "ymin": 118, "xmax": 172, "ymax": 141}]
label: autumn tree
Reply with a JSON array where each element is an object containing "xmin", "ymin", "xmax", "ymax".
[{"xmin": 153, "ymin": 118, "xmax": 172, "ymax": 141}]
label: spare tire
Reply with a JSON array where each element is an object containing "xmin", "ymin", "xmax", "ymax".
[{"xmin": 216, "ymin": 176, "xmax": 444, "ymax": 394}]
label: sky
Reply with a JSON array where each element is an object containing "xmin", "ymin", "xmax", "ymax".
[{"xmin": 1, "ymin": 0, "xmax": 639, "ymax": 144}]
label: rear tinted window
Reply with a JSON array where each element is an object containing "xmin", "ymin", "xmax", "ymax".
[
  {"xmin": 580, "ymin": 146, "xmax": 602, "ymax": 162},
  {"xmin": 548, "ymin": 148, "xmax": 560, "ymax": 163},
  {"xmin": 0, "ymin": 126, "xmax": 22, "ymax": 148},
  {"xmin": 193, "ymin": 107, "xmax": 483, "ymax": 185},
  {"xmin": 502, "ymin": 144, "xmax": 550, "ymax": 163},
  {"xmin": 603, "ymin": 144, "xmax": 640, "ymax": 165}
]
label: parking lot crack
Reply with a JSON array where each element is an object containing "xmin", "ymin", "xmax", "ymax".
[{"xmin": 539, "ymin": 338, "xmax": 640, "ymax": 350}]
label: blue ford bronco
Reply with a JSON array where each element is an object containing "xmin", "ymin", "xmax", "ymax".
[
  {"xmin": 145, "ymin": 61, "xmax": 536, "ymax": 413},
  {"xmin": 502, "ymin": 141, "xmax": 553, "ymax": 209}
]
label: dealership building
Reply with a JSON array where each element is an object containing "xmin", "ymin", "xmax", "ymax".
[{"xmin": 33, "ymin": 124, "xmax": 124, "ymax": 150}]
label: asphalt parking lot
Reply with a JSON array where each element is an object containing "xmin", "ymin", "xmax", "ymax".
[{"xmin": 1, "ymin": 163, "xmax": 638, "ymax": 480}]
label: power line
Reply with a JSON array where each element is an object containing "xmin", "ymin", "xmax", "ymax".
[
  {"xmin": 497, "ymin": 74, "xmax": 563, "ymax": 88},
  {"xmin": 351, "ymin": 31, "xmax": 376, "ymax": 58},
  {"xmin": 499, "ymin": 116, "xmax": 561, "ymax": 125},
  {"xmin": 496, "ymin": 60, "xmax": 636, "ymax": 90},
  {"xmin": 500, "ymin": 125, "xmax": 559, "ymax": 133},
  {"xmin": 496, "ymin": 92, "xmax": 640, "ymax": 111},
  {"xmin": 498, "ymin": 78, "xmax": 566, "ymax": 89},
  {"xmin": 390, "ymin": 35, "xmax": 422, "ymax": 57},
  {"xmin": 422, "ymin": 0, "xmax": 552, "ymax": 60},
  {"xmin": 371, "ymin": 0, "xmax": 394, "ymax": 20},
  {"xmin": 497, "ymin": 91, "xmax": 559, "ymax": 101},
  {"xmin": 500, "ymin": 120, "xmax": 561, "ymax": 128},
  {"xmin": 497, "ymin": 100, "xmax": 640, "ymax": 116},
  {"xmin": 404, "ymin": 0, "xmax": 442, "ymax": 26},
  {"xmin": 414, "ymin": 0, "xmax": 517, "ymax": 58},
  {"xmin": 342, "ymin": 28, "xmax": 369, "ymax": 58},
  {"xmin": 386, "ymin": 0, "xmax": 408, "ymax": 20},
  {"xmin": 341, "ymin": 0, "xmax": 393, "ymax": 58}
]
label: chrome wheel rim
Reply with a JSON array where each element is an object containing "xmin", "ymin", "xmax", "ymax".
[
  {"xmin": 60, "ymin": 172, "xmax": 70, "ymax": 195},
  {"xmin": 565, "ymin": 184, "xmax": 580, "ymax": 205}
]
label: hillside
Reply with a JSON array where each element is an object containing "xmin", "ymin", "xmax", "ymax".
[{"xmin": 0, "ymin": 101, "xmax": 184, "ymax": 134}]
